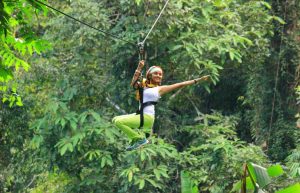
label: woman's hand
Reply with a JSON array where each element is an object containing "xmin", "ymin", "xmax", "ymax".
[
  {"xmin": 194, "ymin": 75, "xmax": 210, "ymax": 83},
  {"xmin": 137, "ymin": 60, "xmax": 145, "ymax": 70},
  {"xmin": 130, "ymin": 60, "xmax": 145, "ymax": 87}
]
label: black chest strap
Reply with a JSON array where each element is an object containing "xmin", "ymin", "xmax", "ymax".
[{"xmin": 136, "ymin": 101, "xmax": 158, "ymax": 114}]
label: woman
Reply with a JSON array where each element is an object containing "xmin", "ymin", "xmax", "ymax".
[{"xmin": 112, "ymin": 60, "xmax": 210, "ymax": 151}]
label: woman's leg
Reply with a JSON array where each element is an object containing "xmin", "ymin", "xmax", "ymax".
[
  {"xmin": 142, "ymin": 114, "xmax": 155, "ymax": 136},
  {"xmin": 112, "ymin": 113, "xmax": 154, "ymax": 140},
  {"xmin": 112, "ymin": 114, "xmax": 143, "ymax": 140}
]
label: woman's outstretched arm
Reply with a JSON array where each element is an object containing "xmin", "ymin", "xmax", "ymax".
[
  {"xmin": 130, "ymin": 60, "xmax": 145, "ymax": 88},
  {"xmin": 158, "ymin": 75, "xmax": 210, "ymax": 96}
]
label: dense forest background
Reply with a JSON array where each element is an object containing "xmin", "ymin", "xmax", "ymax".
[{"xmin": 0, "ymin": 0, "xmax": 299, "ymax": 192}]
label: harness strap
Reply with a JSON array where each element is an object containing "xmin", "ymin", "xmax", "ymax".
[
  {"xmin": 136, "ymin": 86, "xmax": 157, "ymax": 128},
  {"xmin": 142, "ymin": 101, "xmax": 158, "ymax": 107},
  {"xmin": 138, "ymin": 101, "xmax": 158, "ymax": 128},
  {"xmin": 136, "ymin": 101, "xmax": 158, "ymax": 114},
  {"xmin": 138, "ymin": 87, "xmax": 144, "ymax": 128}
]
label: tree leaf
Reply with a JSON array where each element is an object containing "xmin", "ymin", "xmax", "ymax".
[
  {"xmin": 267, "ymin": 165, "xmax": 284, "ymax": 177},
  {"xmin": 181, "ymin": 171, "xmax": 198, "ymax": 193},
  {"xmin": 229, "ymin": 50, "xmax": 235, "ymax": 61},
  {"xmin": 16, "ymin": 96, "xmax": 23, "ymax": 106},
  {"xmin": 139, "ymin": 179, "xmax": 145, "ymax": 189},
  {"xmin": 275, "ymin": 183, "xmax": 300, "ymax": 193},
  {"xmin": 140, "ymin": 151, "xmax": 146, "ymax": 161},
  {"xmin": 128, "ymin": 171, "xmax": 133, "ymax": 182},
  {"xmin": 60, "ymin": 144, "xmax": 68, "ymax": 156},
  {"xmin": 272, "ymin": 16, "xmax": 285, "ymax": 24},
  {"xmin": 154, "ymin": 169, "xmax": 161, "ymax": 180},
  {"xmin": 260, "ymin": 2, "xmax": 271, "ymax": 9},
  {"xmin": 90, "ymin": 111, "xmax": 101, "ymax": 121},
  {"xmin": 248, "ymin": 163, "xmax": 271, "ymax": 188},
  {"xmin": 70, "ymin": 120, "xmax": 77, "ymax": 130},
  {"xmin": 146, "ymin": 178, "xmax": 160, "ymax": 188},
  {"xmin": 101, "ymin": 157, "xmax": 106, "ymax": 168}
]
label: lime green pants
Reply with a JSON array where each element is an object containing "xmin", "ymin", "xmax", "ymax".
[{"xmin": 112, "ymin": 113, "xmax": 154, "ymax": 140}]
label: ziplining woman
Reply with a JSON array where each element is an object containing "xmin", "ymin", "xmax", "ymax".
[{"xmin": 112, "ymin": 60, "xmax": 210, "ymax": 151}]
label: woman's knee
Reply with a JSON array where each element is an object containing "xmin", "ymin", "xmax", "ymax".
[
  {"xmin": 112, "ymin": 116, "xmax": 117, "ymax": 124},
  {"xmin": 112, "ymin": 114, "xmax": 138, "ymax": 128},
  {"xmin": 112, "ymin": 117, "xmax": 121, "ymax": 126},
  {"xmin": 112, "ymin": 116, "xmax": 123, "ymax": 126}
]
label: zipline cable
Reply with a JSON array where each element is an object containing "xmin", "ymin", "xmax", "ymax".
[
  {"xmin": 140, "ymin": 0, "xmax": 170, "ymax": 45},
  {"xmin": 34, "ymin": 0, "xmax": 170, "ymax": 51},
  {"xmin": 34, "ymin": 0, "xmax": 135, "ymax": 45},
  {"xmin": 138, "ymin": 0, "xmax": 170, "ymax": 63}
]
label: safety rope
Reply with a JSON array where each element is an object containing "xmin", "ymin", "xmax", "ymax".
[
  {"xmin": 140, "ymin": 0, "xmax": 170, "ymax": 45},
  {"xmin": 34, "ymin": 0, "xmax": 135, "ymax": 45},
  {"xmin": 137, "ymin": 0, "xmax": 170, "ymax": 70}
]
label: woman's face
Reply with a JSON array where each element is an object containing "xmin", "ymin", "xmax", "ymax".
[{"xmin": 150, "ymin": 70, "xmax": 163, "ymax": 84}]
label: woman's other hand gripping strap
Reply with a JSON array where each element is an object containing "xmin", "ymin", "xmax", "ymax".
[{"xmin": 130, "ymin": 60, "xmax": 145, "ymax": 88}]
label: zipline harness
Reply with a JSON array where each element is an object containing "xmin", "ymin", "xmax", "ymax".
[{"xmin": 35, "ymin": 0, "xmax": 170, "ymax": 128}]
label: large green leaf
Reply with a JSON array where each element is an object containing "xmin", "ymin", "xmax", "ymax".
[
  {"xmin": 276, "ymin": 183, "xmax": 300, "ymax": 193},
  {"xmin": 247, "ymin": 163, "xmax": 271, "ymax": 188}
]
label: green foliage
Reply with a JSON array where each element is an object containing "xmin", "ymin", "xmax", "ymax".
[
  {"xmin": 30, "ymin": 97, "xmax": 179, "ymax": 192},
  {"xmin": 0, "ymin": 0, "xmax": 51, "ymax": 105},
  {"xmin": 118, "ymin": 137, "xmax": 178, "ymax": 192},
  {"xmin": 240, "ymin": 0, "xmax": 300, "ymax": 161},
  {"xmin": 29, "ymin": 170, "xmax": 71, "ymax": 193},
  {"xmin": 179, "ymin": 112, "xmax": 268, "ymax": 192},
  {"xmin": 287, "ymin": 153, "xmax": 300, "ymax": 177},
  {"xmin": 180, "ymin": 171, "xmax": 198, "ymax": 193},
  {"xmin": 29, "ymin": 84, "xmax": 269, "ymax": 192},
  {"xmin": 167, "ymin": 0, "xmax": 273, "ymax": 83},
  {"xmin": 0, "ymin": 101, "xmax": 46, "ymax": 192},
  {"xmin": 1, "ymin": 0, "xmax": 299, "ymax": 192},
  {"xmin": 285, "ymin": 86, "xmax": 300, "ymax": 179}
]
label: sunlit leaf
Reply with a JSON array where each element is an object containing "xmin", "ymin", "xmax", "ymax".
[
  {"xmin": 276, "ymin": 183, "xmax": 300, "ymax": 193},
  {"xmin": 267, "ymin": 165, "xmax": 284, "ymax": 177},
  {"xmin": 128, "ymin": 171, "xmax": 133, "ymax": 182},
  {"xmin": 181, "ymin": 171, "xmax": 198, "ymax": 193},
  {"xmin": 272, "ymin": 16, "xmax": 285, "ymax": 24},
  {"xmin": 139, "ymin": 179, "xmax": 145, "ymax": 189}
]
